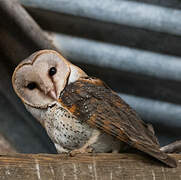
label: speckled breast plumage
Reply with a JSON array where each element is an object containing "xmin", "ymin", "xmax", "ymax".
[
  {"xmin": 45, "ymin": 104, "xmax": 92, "ymax": 150},
  {"xmin": 44, "ymin": 103, "xmax": 121, "ymax": 153}
]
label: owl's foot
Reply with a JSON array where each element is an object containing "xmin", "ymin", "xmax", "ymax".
[{"xmin": 69, "ymin": 147, "xmax": 93, "ymax": 156}]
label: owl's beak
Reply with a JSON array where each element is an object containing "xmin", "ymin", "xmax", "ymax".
[{"xmin": 48, "ymin": 90, "xmax": 57, "ymax": 100}]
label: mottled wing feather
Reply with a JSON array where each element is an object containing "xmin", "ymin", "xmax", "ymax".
[{"xmin": 60, "ymin": 77, "xmax": 177, "ymax": 167}]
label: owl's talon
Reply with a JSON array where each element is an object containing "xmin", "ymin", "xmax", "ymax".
[{"xmin": 69, "ymin": 147, "xmax": 93, "ymax": 156}]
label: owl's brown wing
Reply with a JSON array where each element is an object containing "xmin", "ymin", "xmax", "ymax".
[{"xmin": 59, "ymin": 77, "xmax": 177, "ymax": 168}]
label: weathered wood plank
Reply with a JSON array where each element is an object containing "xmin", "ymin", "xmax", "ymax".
[{"xmin": 0, "ymin": 153, "xmax": 180, "ymax": 180}]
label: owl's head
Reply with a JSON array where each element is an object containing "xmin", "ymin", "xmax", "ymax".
[{"xmin": 12, "ymin": 50, "xmax": 86, "ymax": 108}]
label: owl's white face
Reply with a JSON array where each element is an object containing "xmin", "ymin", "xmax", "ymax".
[{"xmin": 12, "ymin": 50, "xmax": 86, "ymax": 108}]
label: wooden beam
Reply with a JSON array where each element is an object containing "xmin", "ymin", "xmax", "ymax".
[
  {"xmin": 0, "ymin": 133, "xmax": 16, "ymax": 153},
  {"xmin": 0, "ymin": 0, "xmax": 57, "ymax": 51},
  {"xmin": 0, "ymin": 153, "xmax": 180, "ymax": 180}
]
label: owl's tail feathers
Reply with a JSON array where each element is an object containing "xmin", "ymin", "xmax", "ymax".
[
  {"xmin": 134, "ymin": 142, "xmax": 177, "ymax": 168},
  {"xmin": 157, "ymin": 153, "xmax": 177, "ymax": 168}
]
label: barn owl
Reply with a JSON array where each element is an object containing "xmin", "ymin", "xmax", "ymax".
[{"xmin": 12, "ymin": 50, "xmax": 177, "ymax": 167}]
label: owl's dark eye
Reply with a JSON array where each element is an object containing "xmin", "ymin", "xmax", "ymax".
[
  {"xmin": 27, "ymin": 82, "xmax": 37, "ymax": 90},
  {"xmin": 49, "ymin": 67, "xmax": 57, "ymax": 76}
]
